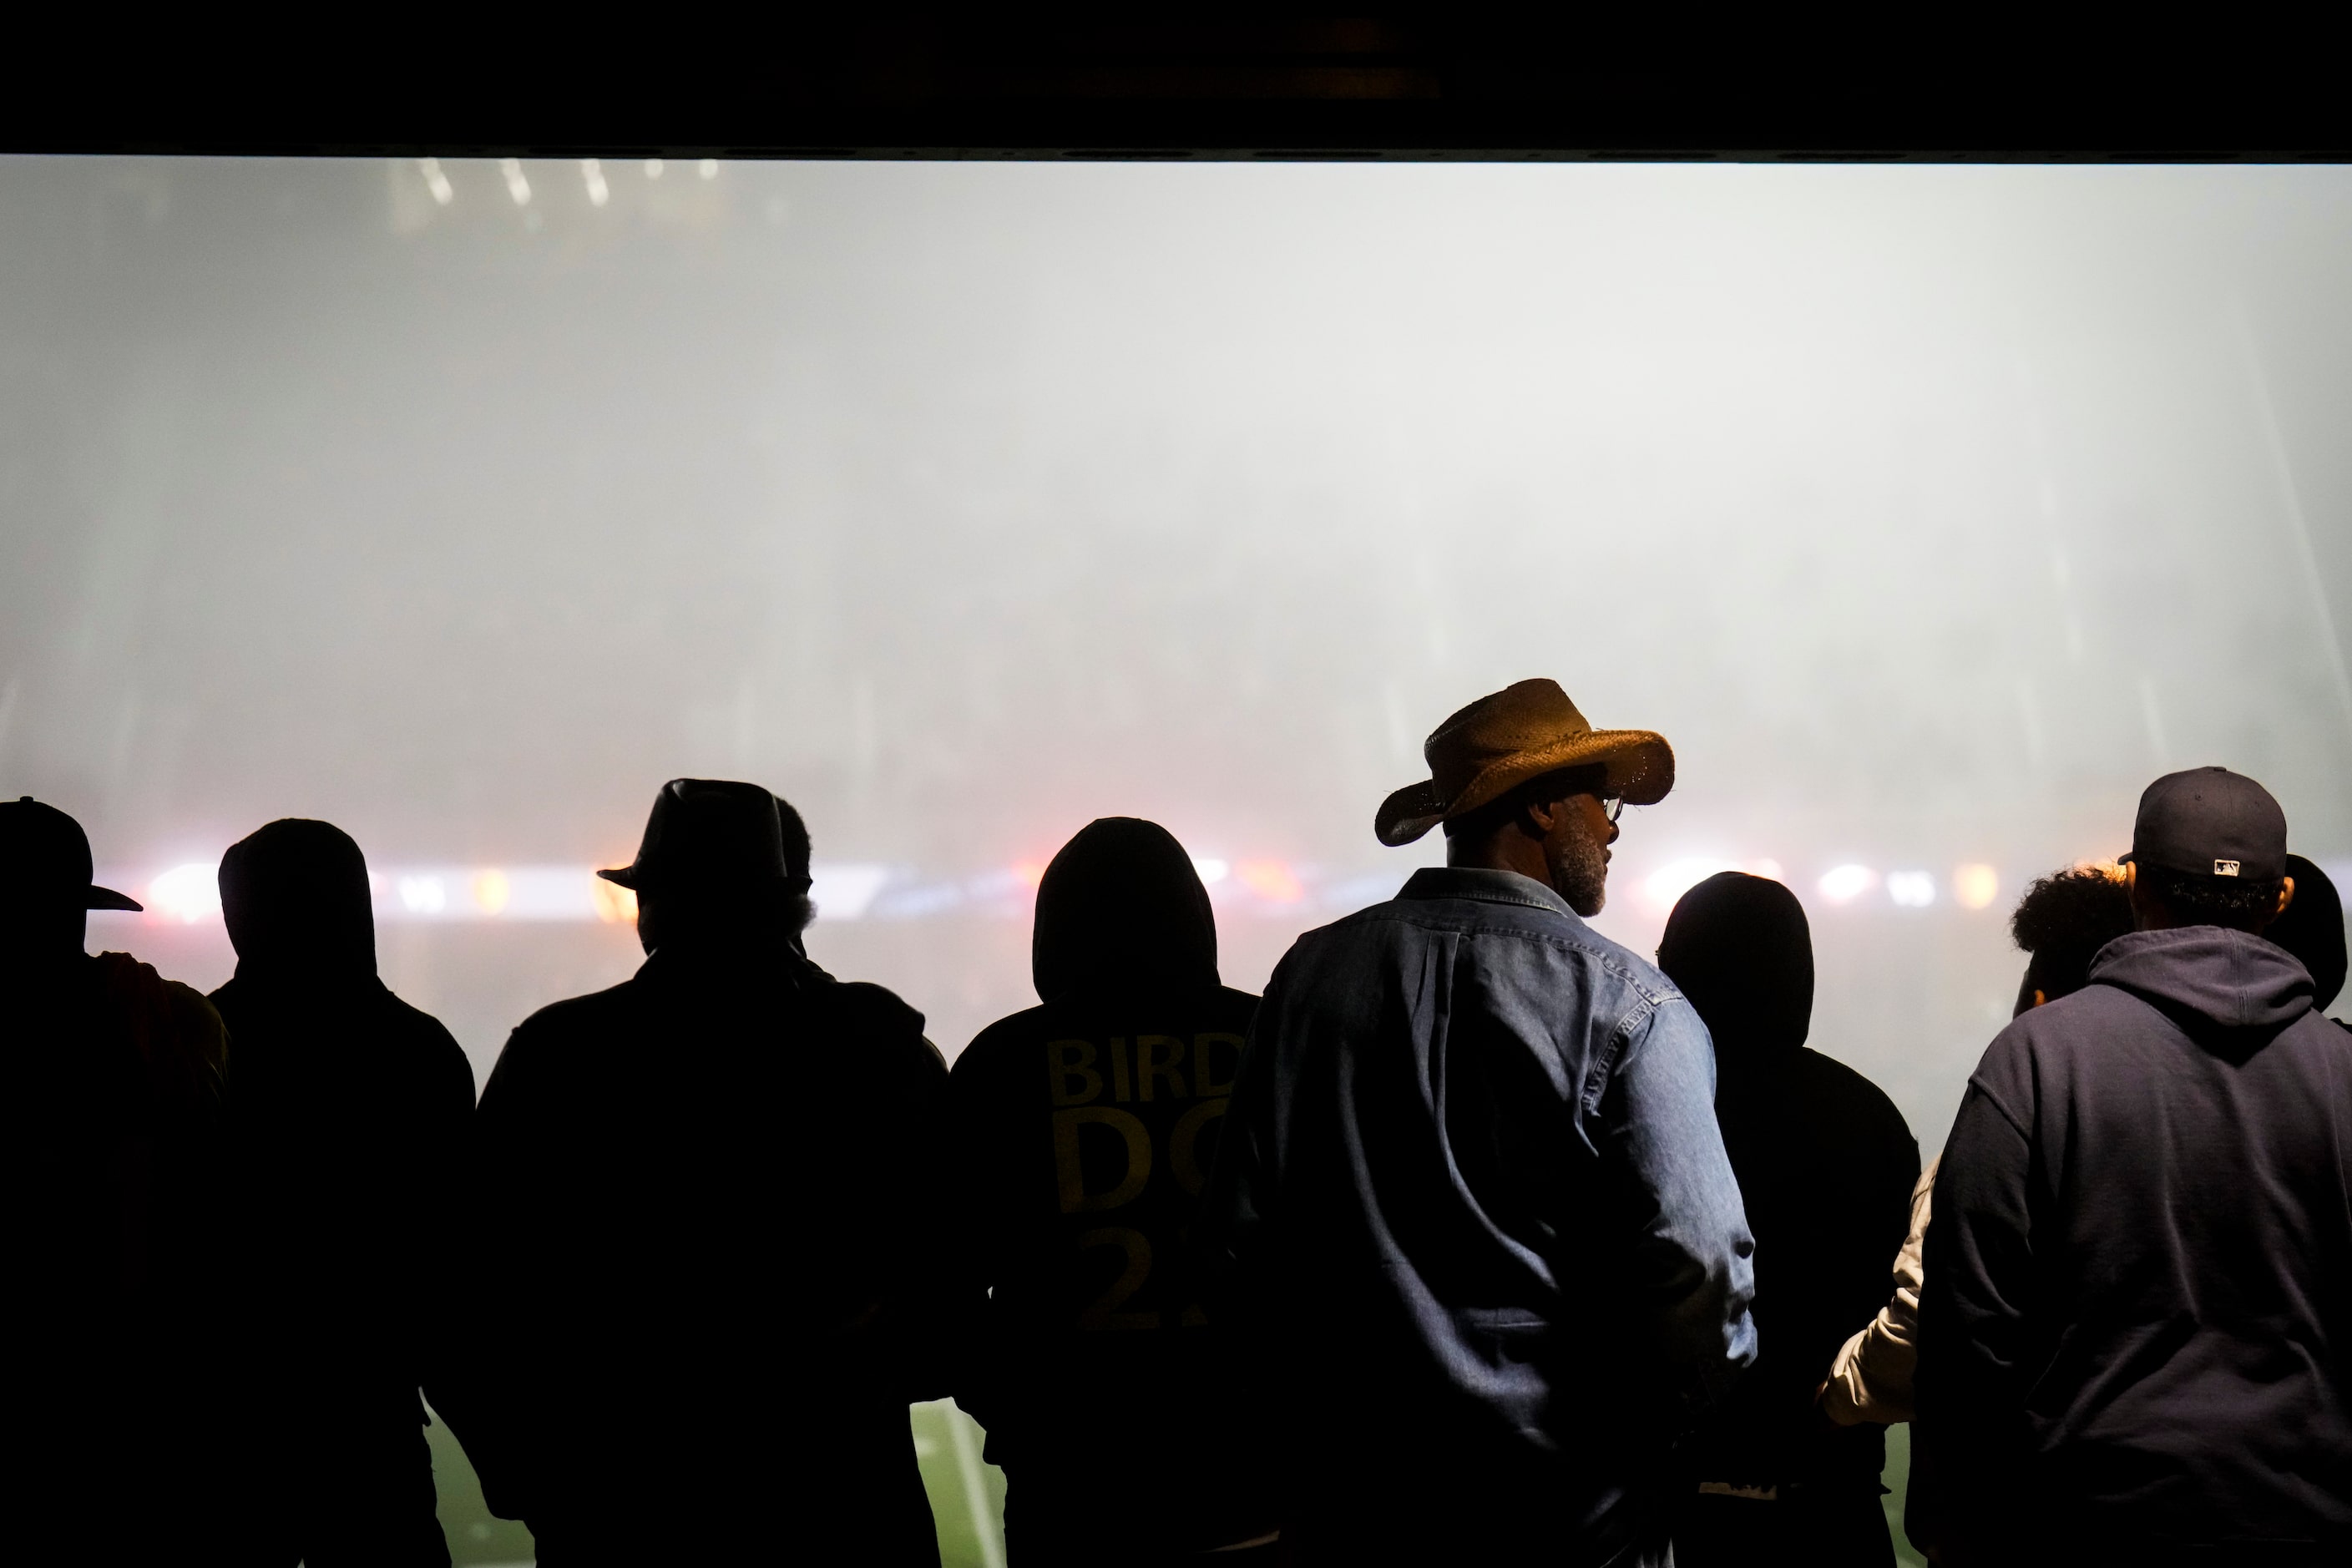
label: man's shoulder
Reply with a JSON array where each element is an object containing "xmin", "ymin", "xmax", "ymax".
[
  {"xmin": 813, "ymin": 974, "xmax": 926, "ymax": 1039},
  {"xmin": 1206, "ymin": 983, "xmax": 1262, "ymax": 1025},
  {"xmin": 517, "ymin": 975, "xmax": 640, "ymax": 1029},
  {"xmin": 89, "ymin": 951, "xmax": 229, "ymax": 1103},
  {"xmin": 958, "ymin": 984, "xmax": 1256, "ymax": 1074},
  {"xmin": 1968, "ymin": 981, "xmax": 2186, "ymax": 1124},
  {"xmin": 1569, "ymin": 924, "xmax": 1682, "ymax": 1008},
  {"xmin": 1307, "ymin": 886, "xmax": 1644, "ymax": 959},
  {"xmin": 794, "ymin": 972, "xmax": 943, "ymax": 1085},
  {"xmin": 1792, "ymin": 1047, "xmax": 1915, "ymax": 1146},
  {"xmin": 952, "ymin": 1004, "xmax": 1049, "ymax": 1079},
  {"xmin": 504, "ymin": 978, "xmax": 643, "ymax": 1058},
  {"xmin": 1285, "ymin": 893, "xmax": 1682, "ymax": 1023},
  {"xmin": 1985, "ymin": 979, "xmax": 2183, "ymax": 1065},
  {"xmin": 377, "ymin": 988, "xmax": 478, "ymax": 1094}
]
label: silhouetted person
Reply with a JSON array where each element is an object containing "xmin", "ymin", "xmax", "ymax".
[
  {"xmin": 1823, "ymin": 863, "xmax": 2135, "ymax": 1563},
  {"xmin": 1657, "ymin": 871, "xmax": 1918, "ymax": 1568},
  {"xmin": 210, "ymin": 818, "xmax": 474, "ymax": 1565},
  {"xmin": 1201, "ymin": 680, "xmax": 1755, "ymax": 1567},
  {"xmin": 2268, "ymin": 852, "xmax": 2346, "ymax": 1024},
  {"xmin": 1922, "ymin": 769, "xmax": 2352, "ymax": 1564},
  {"xmin": 5, "ymin": 797, "xmax": 233, "ymax": 1560},
  {"xmin": 948, "ymin": 818, "xmax": 1277, "ymax": 1565},
  {"xmin": 471, "ymin": 779, "xmax": 948, "ymax": 1564},
  {"xmin": 2006, "ymin": 862, "xmax": 2140, "ymax": 1015}
]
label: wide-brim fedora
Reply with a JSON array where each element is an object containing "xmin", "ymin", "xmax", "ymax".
[
  {"xmin": 599, "ymin": 778, "xmax": 807, "ymax": 893},
  {"xmin": 3, "ymin": 796, "xmax": 144, "ymax": 911},
  {"xmin": 1374, "ymin": 679, "xmax": 1675, "ymax": 847}
]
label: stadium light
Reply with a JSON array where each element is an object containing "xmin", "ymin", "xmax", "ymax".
[
  {"xmin": 147, "ymin": 862, "xmax": 220, "ymax": 924},
  {"xmin": 1818, "ymin": 864, "xmax": 1878, "ymax": 904},
  {"xmin": 1952, "ymin": 863, "xmax": 2000, "ymax": 911},
  {"xmin": 1237, "ymin": 860, "xmax": 1304, "ymax": 903},
  {"xmin": 472, "ymin": 870, "xmax": 511, "ymax": 916},
  {"xmin": 1886, "ymin": 870, "xmax": 1935, "ymax": 908}
]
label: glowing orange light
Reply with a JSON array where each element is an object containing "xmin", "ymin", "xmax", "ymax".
[
  {"xmin": 1237, "ymin": 860, "xmax": 1304, "ymax": 903},
  {"xmin": 472, "ymin": 869, "xmax": 511, "ymax": 916},
  {"xmin": 1953, "ymin": 863, "xmax": 2000, "ymax": 911},
  {"xmin": 1011, "ymin": 861, "xmax": 1048, "ymax": 891},
  {"xmin": 590, "ymin": 878, "xmax": 638, "ymax": 924}
]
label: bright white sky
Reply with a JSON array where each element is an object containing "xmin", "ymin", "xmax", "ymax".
[{"xmin": 4, "ymin": 157, "xmax": 2348, "ymax": 1142}]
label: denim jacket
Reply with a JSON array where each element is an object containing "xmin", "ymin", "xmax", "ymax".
[{"xmin": 1200, "ymin": 867, "xmax": 1756, "ymax": 1525}]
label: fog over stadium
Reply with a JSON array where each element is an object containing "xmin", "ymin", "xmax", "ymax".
[{"xmin": 4, "ymin": 155, "xmax": 2348, "ymax": 1150}]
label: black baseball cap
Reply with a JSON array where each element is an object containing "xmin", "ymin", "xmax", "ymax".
[
  {"xmin": 1, "ymin": 796, "xmax": 144, "ymax": 911},
  {"xmin": 2120, "ymin": 767, "xmax": 2288, "ymax": 883}
]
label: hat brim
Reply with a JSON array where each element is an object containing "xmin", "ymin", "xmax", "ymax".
[
  {"xmin": 598, "ymin": 865, "xmax": 813, "ymax": 894},
  {"xmin": 1374, "ymin": 729, "xmax": 1676, "ymax": 847},
  {"xmin": 88, "ymin": 884, "xmax": 143, "ymax": 912}
]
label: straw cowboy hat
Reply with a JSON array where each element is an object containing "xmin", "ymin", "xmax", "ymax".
[{"xmin": 1374, "ymin": 680, "xmax": 1676, "ymax": 847}]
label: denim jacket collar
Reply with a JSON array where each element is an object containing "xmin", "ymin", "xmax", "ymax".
[{"xmin": 1398, "ymin": 865, "xmax": 1578, "ymax": 920}]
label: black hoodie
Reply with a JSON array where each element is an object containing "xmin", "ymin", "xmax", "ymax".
[
  {"xmin": 1920, "ymin": 927, "xmax": 2352, "ymax": 1555},
  {"xmin": 209, "ymin": 820, "xmax": 474, "ymax": 1558},
  {"xmin": 1657, "ymin": 873, "xmax": 1919, "ymax": 1495},
  {"xmin": 946, "ymin": 817, "xmax": 1277, "ymax": 1554}
]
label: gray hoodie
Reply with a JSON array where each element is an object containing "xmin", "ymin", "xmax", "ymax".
[{"xmin": 1920, "ymin": 926, "xmax": 2352, "ymax": 1555}]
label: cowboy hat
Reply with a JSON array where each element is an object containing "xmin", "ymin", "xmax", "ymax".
[{"xmin": 1373, "ymin": 680, "xmax": 1674, "ymax": 847}]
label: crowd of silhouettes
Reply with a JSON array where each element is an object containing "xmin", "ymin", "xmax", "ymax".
[{"xmin": 7, "ymin": 677, "xmax": 2347, "ymax": 1567}]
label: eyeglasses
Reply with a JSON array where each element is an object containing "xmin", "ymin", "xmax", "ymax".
[{"xmin": 1601, "ymin": 796, "xmax": 1625, "ymax": 824}]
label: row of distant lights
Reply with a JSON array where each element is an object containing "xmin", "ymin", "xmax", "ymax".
[
  {"xmin": 419, "ymin": 156, "xmax": 720, "ymax": 211},
  {"xmin": 134, "ymin": 854, "xmax": 1999, "ymax": 927},
  {"xmin": 137, "ymin": 864, "xmax": 640, "ymax": 926},
  {"xmin": 1641, "ymin": 858, "xmax": 2000, "ymax": 915}
]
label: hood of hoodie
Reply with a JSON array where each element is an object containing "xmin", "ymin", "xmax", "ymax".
[
  {"xmin": 2088, "ymin": 925, "xmax": 2315, "ymax": 1034},
  {"xmin": 218, "ymin": 817, "xmax": 377, "ymax": 989},
  {"xmin": 1031, "ymin": 817, "xmax": 1217, "ymax": 1004},
  {"xmin": 1657, "ymin": 870, "xmax": 1813, "ymax": 1074}
]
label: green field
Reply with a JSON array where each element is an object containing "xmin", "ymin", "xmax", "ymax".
[
  {"xmin": 425, "ymin": 1405, "xmax": 1921, "ymax": 1567},
  {"xmin": 422, "ymin": 1400, "xmax": 1009, "ymax": 1568}
]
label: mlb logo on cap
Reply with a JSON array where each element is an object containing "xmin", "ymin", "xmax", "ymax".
[{"xmin": 2215, "ymin": 860, "xmax": 2241, "ymax": 878}]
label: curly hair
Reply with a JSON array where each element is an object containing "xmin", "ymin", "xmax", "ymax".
[{"xmin": 2011, "ymin": 864, "xmax": 2136, "ymax": 1000}]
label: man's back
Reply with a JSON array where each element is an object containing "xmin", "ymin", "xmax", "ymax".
[
  {"xmin": 18, "ymin": 952, "xmax": 235, "ymax": 1555},
  {"xmin": 952, "ymin": 982, "xmax": 1277, "ymax": 1557},
  {"xmin": 215, "ymin": 974, "xmax": 474, "ymax": 1563},
  {"xmin": 1925, "ymin": 927, "xmax": 2352, "ymax": 1553},
  {"xmin": 1697, "ymin": 1048, "xmax": 1917, "ymax": 1490},
  {"xmin": 1204, "ymin": 867, "xmax": 1755, "ymax": 1562},
  {"xmin": 473, "ymin": 939, "xmax": 947, "ymax": 1562},
  {"xmin": 219, "ymin": 976, "xmax": 473, "ymax": 1368}
]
